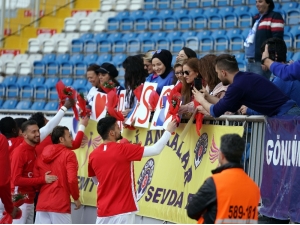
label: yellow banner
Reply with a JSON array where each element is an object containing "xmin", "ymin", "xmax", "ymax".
[{"xmin": 74, "ymin": 120, "xmax": 244, "ymax": 224}]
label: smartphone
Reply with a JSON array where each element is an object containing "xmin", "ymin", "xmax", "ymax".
[
  {"xmin": 194, "ymin": 77, "xmax": 202, "ymax": 91},
  {"xmin": 267, "ymin": 40, "xmax": 276, "ymax": 61}
]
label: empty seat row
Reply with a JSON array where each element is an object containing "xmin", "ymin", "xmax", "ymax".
[
  {"xmin": 100, "ymin": 0, "xmax": 144, "ymax": 12},
  {"xmin": 0, "ymin": 99, "xmax": 59, "ymax": 111}
]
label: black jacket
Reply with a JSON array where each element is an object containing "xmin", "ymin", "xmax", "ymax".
[
  {"xmin": 253, "ymin": 10, "xmax": 284, "ymax": 61},
  {"xmin": 186, "ymin": 163, "xmax": 244, "ymax": 224}
]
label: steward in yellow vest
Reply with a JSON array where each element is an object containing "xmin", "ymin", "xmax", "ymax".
[{"xmin": 187, "ymin": 134, "xmax": 260, "ymax": 224}]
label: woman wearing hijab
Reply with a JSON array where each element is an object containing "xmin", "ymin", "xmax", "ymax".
[{"xmin": 151, "ymin": 49, "xmax": 174, "ymax": 95}]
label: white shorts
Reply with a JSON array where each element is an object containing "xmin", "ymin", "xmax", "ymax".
[
  {"xmin": 13, "ymin": 203, "xmax": 34, "ymax": 224},
  {"xmin": 96, "ymin": 212, "xmax": 135, "ymax": 224},
  {"xmin": 35, "ymin": 211, "xmax": 71, "ymax": 224}
]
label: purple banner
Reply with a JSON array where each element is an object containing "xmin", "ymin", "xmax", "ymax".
[{"xmin": 260, "ymin": 117, "xmax": 300, "ymax": 222}]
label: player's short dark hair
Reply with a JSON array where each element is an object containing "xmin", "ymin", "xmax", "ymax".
[
  {"xmin": 21, "ymin": 120, "xmax": 38, "ymax": 133},
  {"xmin": 97, "ymin": 117, "xmax": 117, "ymax": 140},
  {"xmin": 214, "ymin": 54, "xmax": 239, "ymax": 73},
  {"xmin": 220, "ymin": 134, "xmax": 245, "ymax": 163},
  {"xmin": 260, "ymin": 37, "xmax": 287, "ymax": 62},
  {"xmin": 51, "ymin": 126, "xmax": 69, "ymax": 144},
  {"xmin": 0, "ymin": 117, "xmax": 17, "ymax": 136},
  {"xmin": 29, "ymin": 112, "xmax": 45, "ymax": 129}
]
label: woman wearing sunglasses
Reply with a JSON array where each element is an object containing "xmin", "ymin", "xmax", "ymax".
[{"xmin": 151, "ymin": 49, "xmax": 174, "ymax": 95}]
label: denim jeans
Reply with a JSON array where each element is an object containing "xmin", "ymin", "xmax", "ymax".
[{"xmin": 246, "ymin": 61, "xmax": 271, "ymax": 80}]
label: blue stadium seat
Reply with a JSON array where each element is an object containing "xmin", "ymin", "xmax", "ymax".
[
  {"xmin": 137, "ymin": 32, "xmax": 153, "ymax": 41},
  {"xmin": 94, "ymin": 33, "xmax": 108, "ymax": 42},
  {"xmin": 112, "ymin": 54, "xmax": 127, "ymax": 67},
  {"xmin": 286, "ymin": 51, "xmax": 293, "ymax": 61},
  {"xmin": 61, "ymin": 78, "xmax": 74, "ymax": 86},
  {"xmin": 171, "ymin": 0, "xmax": 185, "ymax": 9},
  {"xmin": 2, "ymin": 99, "xmax": 18, "ymax": 109},
  {"xmin": 0, "ymin": 83, "xmax": 6, "ymax": 99},
  {"xmin": 116, "ymin": 11, "xmax": 130, "ymax": 19},
  {"xmin": 249, "ymin": 6, "xmax": 258, "ymax": 16},
  {"xmin": 186, "ymin": 0, "xmax": 199, "ymax": 8},
  {"xmin": 235, "ymin": 6, "xmax": 252, "ymax": 28},
  {"xmin": 144, "ymin": 0, "xmax": 156, "ymax": 9},
  {"xmin": 158, "ymin": 9, "xmax": 173, "ymax": 18},
  {"xmin": 72, "ymin": 79, "xmax": 87, "ymax": 89},
  {"xmin": 44, "ymin": 101, "xmax": 58, "ymax": 110},
  {"xmin": 220, "ymin": 7, "xmax": 237, "ymax": 28},
  {"xmin": 227, "ymin": 29, "xmax": 245, "ymax": 51},
  {"xmin": 215, "ymin": 0, "xmax": 229, "ymax": 7},
  {"xmin": 171, "ymin": 55, "xmax": 176, "ymax": 66},
  {"xmin": 173, "ymin": 9, "xmax": 188, "ymax": 18},
  {"xmin": 207, "ymin": 13, "xmax": 222, "ymax": 29},
  {"xmin": 130, "ymin": 10, "xmax": 144, "ymax": 19},
  {"xmin": 31, "ymin": 101, "xmax": 46, "ymax": 110},
  {"xmin": 189, "ymin": 8, "xmax": 203, "ymax": 18},
  {"xmin": 157, "ymin": 0, "xmax": 170, "ymax": 9},
  {"xmin": 286, "ymin": 7, "xmax": 300, "ymax": 25},
  {"xmin": 166, "ymin": 31, "xmax": 182, "ymax": 40},
  {"xmin": 170, "ymin": 37, "xmax": 185, "ymax": 52},
  {"xmin": 156, "ymin": 37, "xmax": 170, "ymax": 50},
  {"xmin": 84, "ymin": 54, "xmax": 98, "ymax": 65},
  {"xmin": 231, "ymin": 0, "xmax": 244, "ymax": 6},
  {"xmin": 2, "ymin": 75, "xmax": 18, "ymax": 86},
  {"xmin": 76, "ymin": 87, "xmax": 88, "ymax": 96},
  {"xmin": 86, "ymin": 82, "xmax": 92, "ymax": 90},
  {"xmin": 56, "ymin": 54, "xmax": 70, "ymax": 63},
  {"xmin": 177, "ymin": 15, "xmax": 192, "ymax": 30},
  {"xmin": 148, "ymin": 16, "xmax": 163, "ymax": 30},
  {"xmin": 74, "ymin": 62, "xmax": 88, "ymax": 78},
  {"xmin": 30, "ymin": 76, "xmax": 45, "ymax": 88},
  {"xmin": 16, "ymin": 100, "xmax": 32, "ymax": 110},
  {"xmin": 292, "ymin": 52, "xmax": 300, "ymax": 61},
  {"xmin": 234, "ymin": 53, "xmax": 245, "ymax": 63},
  {"xmin": 0, "ymin": 99, "xmax": 3, "ymax": 108},
  {"xmin": 290, "ymin": 26, "xmax": 300, "ymax": 49},
  {"xmin": 48, "ymin": 87, "xmax": 58, "ymax": 101},
  {"xmin": 144, "ymin": 9, "xmax": 158, "ymax": 19},
  {"xmin": 6, "ymin": 84, "xmax": 20, "ymax": 99},
  {"xmin": 238, "ymin": 61, "xmax": 247, "ymax": 71},
  {"xmin": 42, "ymin": 54, "xmax": 56, "ymax": 63},
  {"xmin": 84, "ymin": 39, "xmax": 98, "ymax": 53},
  {"xmin": 185, "ymin": 37, "xmax": 199, "ymax": 52},
  {"xmin": 120, "ymin": 18, "xmax": 134, "ymax": 31},
  {"xmin": 192, "ymin": 14, "xmax": 208, "ymax": 29},
  {"xmin": 33, "ymin": 61, "xmax": 46, "ymax": 75},
  {"xmin": 46, "ymin": 61, "xmax": 60, "ymax": 76},
  {"xmin": 134, "ymin": 17, "xmax": 149, "ymax": 31},
  {"xmin": 141, "ymin": 39, "xmax": 156, "ymax": 52},
  {"xmin": 108, "ymin": 33, "xmax": 124, "ymax": 42},
  {"xmin": 98, "ymin": 40, "xmax": 112, "ymax": 53},
  {"xmin": 107, "ymin": 17, "xmax": 120, "ymax": 31},
  {"xmin": 283, "ymin": 33, "xmax": 294, "ymax": 49},
  {"xmin": 281, "ymin": 2, "xmax": 298, "ymax": 13},
  {"xmin": 112, "ymin": 39, "xmax": 127, "ymax": 53},
  {"xmin": 127, "ymin": 39, "xmax": 141, "ymax": 53},
  {"xmin": 34, "ymin": 85, "xmax": 48, "ymax": 100},
  {"xmin": 97, "ymin": 54, "xmax": 112, "ymax": 64},
  {"xmin": 201, "ymin": 0, "xmax": 214, "ymax": 7},
  {"xmin": 80, "ymin": 33, "xmax": 94, "ymax": 41},
  {"xmin": 60, "ymin": 62, "xmax": 74, "ymax": 76},
  {"xmin": 182, "ymin": 31, "xmax": 197, "ymax": 39},
  {"xmin": 44, "ymin": 77, "xmax": 59, "ymax": 88},
  {"xmin": 199, "ymin": 32, "xmax": 214, "ymax": 52},
  {"xmin": 71, "ymin": 39, "xmax": 84, "ymax": 53},
  {"xmin": 20, "ymin": 84, "xmax": 33, "ymax": 100},
  {"xmin": 151, "ymin": 31, "xmax": 167, "ymax": 42},
  {"xmin": 70, "ymin": 54, "xmax": 84, "ymax": 63},
  {"xmin": 122, "ymin": 33, "xmax": 138, "ymax": 41},
  {"xmin": 213, "ymin": 31, "xmax": 229, "ymax": 51}
]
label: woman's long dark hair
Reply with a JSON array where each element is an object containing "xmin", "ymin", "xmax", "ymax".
[{"xmin": 123, "ymin": 55, "xmax": 147, "ymax": 108}]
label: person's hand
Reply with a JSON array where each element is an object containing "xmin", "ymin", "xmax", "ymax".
[
  {"xmin": 122, "ymin": 109, "xmax": 132, "ymax": 117},
  {"xmin": 261, "ymin": 65, "xmax": 268, "ymax": 71},
  {"xmin": 166, "ymin": 120, "xmax": 177, "ymax": 134},
  {"xmin": 74, "ymin": 199, "xmax": 81, "ymax": 210},
  {"xmin": 200, "ymin": 88, "xmax": 209, "ymax": 98},
  {"xmin": 45, "ymin": 171, "xmax": 58, "ymax": 184},
  {"xmin": 196, "ymin": 105, "xmax": 210, "ymax": 115},
  {"xmin": 239, "ymin": 105, "xmax": 248, "ymax": 115},
  {"xmin": 192, "ymin": 87, "xmax": 205, "ymax": 104},
  {"xmin": 178, "ymin": 105, "xmax": 188, "ymax": 114},
  {"xmin": 262, "ymin": 44, "xmax": 269, "ymax": 61},
  {"xmin": 10, "ymin": 207, "xmax": 21, "ymax": 219},
  {"xmin": 80, "ymin": 116, "xmax": 89, "ymax": 127},
  {"xmin": 64, "ymin": 99, "xmax": 75, "ymax": 109}
]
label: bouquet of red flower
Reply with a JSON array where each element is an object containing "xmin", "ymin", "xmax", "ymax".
[
  {"xmin": 0, "ymin": 193, "xmax": 27, "ymax": 224},
  {"xmin": 100, "ymin": 81, "xmax": 116, "ymax": 94},
  {"xmin": 106, "ymin": 88, "xmax": 124, "ymax": 121},
  {"xmin": 149, "ymin": 90, "xmax": 159, "ymax": 111},
  {"xmin": 167, "ymin": 88, "xmax": 181, "ymax": 126},
  {"xmin": 56, "ymin": 80, "xmax": 79, "ymax": 120},
  {"xmin": 77, "ymin": 93, "xmax": 91, "ymax": 118},
  {"xmin": 193, "ymin": 100, "xmax": 204, "ymax": 136}
]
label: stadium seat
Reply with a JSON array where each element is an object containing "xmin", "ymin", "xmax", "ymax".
[
  {"xmin": 227, "ymin": 29, "xmax": 245, "ymax": 51},
  {"xmin": 130, "ymin": 10, "xmax": 144, "ymax": 19},
  {"xmin": 144, "ymin": 9, "xmax": 158, "ymax": 19},
  {"xmin": 71, "ymin": 39, "xmax": 84, "ymax": 53},
  {"xmin": 31, "ymin": 101, "xmax": 46, "ymax": 110},
  {"xmin": 137, "ymin": 32, "xmax": 153, "ymax": 41},
  {"xmin": 73, "ymin": 11, "xmax": 88, "ymax": 19},
  {"xmin": 98, "ymin": 40, "xmax": 113, "ymax": 53},
  {"xmin": 167, "ymin": 31, "xmax": 182, "ymax": 40},
  {"xmin": 192, "ymin": 14, "xmax": 208, "ymax": 29},
  {"xmin": 201, "ymin": 0, "xmax": 214, "ymax": 7},
  {"xmin": 130, "ymin": 0, "xmax": 144, "ymax": 12},
  {"xmin": 170, "ymin": 37, "xmax": 185, "ymax": 53},
  {"xmin": 33, "ymin": 61, "xmax": 46, "ymax": 75},
  {"xmin": 72, "ymin": 79, "xmax": 87, "ymax": 89},
  {"xmin": 115, "ymin": 0, "xmax": 129, "ymax": 11},
  {"xmin": 30, "ymin": 76, "xmax": 45, "ymax": 88},
  {"xmin": 34, "ymin": 85, "xmax": 48, "ymax": 100},
  {"xmin": 52, "ymin": 33, "xmax": 66, "ymax": 41},
  {"xmin": 44, "ymin": 77, "xmax": 59, "ymax": 88},
  {"xmin": 56, "ymin": 54, "xmax": 70, "ymax": 63},
  {"xmin": 1, "ymin": 99, "xmax": 18, "ymax": 109},
  {"xmin": 157, "ymin": 0, "xmax": 170, "ymax": 9},
  {"xmin": 80, "ymin": 33, "xmax": 94, "ymax": 41},
  {"xmin": 18, "ymin": 61, "xmax": 32, "ymax": 75},
  {"xmin": 127, "ymin": 39, "xmax": 141, "ymax": 53},
  {"xmin": 41, "ymin": 39, "xmax": 56, "ymax": 54},
  {"xmin": 61, "ymin": 78, "xmax": 74, "ymax": 86},
  {"xmin": 74, "ymin": 62, "xmax": 88, "ymax": 78},
  {"xmin": 70, "ymin": 54, "xmax": 84, "ymax": 63},
  {"xmin": 59, "ymin": 61, "xmax": 74, "ymax": 76},
  {"xmin": 6, "ymin": 84, "xmax": 20, "ymax": 99},
  {"xmin": 141, "ymin": 39, "xmax": 156, "ymax": 52},
  {"xmin": 286, "ymin": 7, "xmax": 300, "ymax": 25},
  {"xmin": 112, "ymin": 54, "xmax": 127, "ymax": 67},
  {"xmin": 220, "ymin": 7, "xmax": 237, "ymax": 28},
  {"xmin": 290, "ymin": 26, "xmax": 300, "ymax": 49},
  {"xmin": 286, "ymin": 51, "xmax": 293, "ymax": 61},
  {"xmin": 234, "ymin": 53, "xmax": 245, "ymax": 63},
  {"xmin": 2, "ymin": 75, "xmax": 18, "ymax": 86},
  {"xmin": 0, "ymin": 53, "xmax": 14, "ymax": 63},
  {"xmin": 107, "ymin": 17, "xmax": 120, "ymax": 31},
  {"xmin": 215, "ymin": 0, "xmax": 229, "ymax": 7},
  {"xmin": 108, "ymin": 33, "xmax": 124, "ymax": 42},
  {"xmin": 144, "ymin": 0, "xmax": 156, "ymax": 9},
  {"xmin": 27, "ymin": 39, "xmax": 41, "ymax": 53},
  {"xmin": 78, "ymin": 18, "xmax": 92, "ymax": 32},
  {"xmin": 16, "ymin": 100, "xmax": 32, "ymax": 110},
  {"xmin": 94, "ymin": 33, "xmax": 108, "ymax": 42},
  {"xmin": 156, "ymin": 37, "xmax": 170, "ymax": 50},
  {"xmin": 64, "ymin": 18, "xmax": 78, "ymax": 32},
  {"xmin": 134, "ymin": 17, "xmax": 149, "ymax": 31},
  {"xmin": 92, "ymin": 18, "xmax": 106, "ymax": 32},
  {"xmin": 171, "ymin": 0, "xmax": 184, "ymax": 9},
  {"xmin": 199, "ymin": 33, "xmax": 214, "ymax": 52},
  {"xmin": 120, "ymin": 18, "xmax": 134, "ymax": 31},
  {"xmin": 0, "ymin": 99, "xmax": 3, "ymax": 108},
  {"xmin": 235, "ymin": 6, "xmax": 252, "ymax": 28},
  {"xmin": 46, "ymin": 61, "xmax": 60, "ymax": 76},
  {"xmin": 16, "ymin": 75, "xmax": 31, "ymax": 87},
  {"xmin": 20, "ymin": 84, "xmax": 34, "ymax": 100},
  {"xmin": 292, "ymin": 52, "xmax": 300, "ymax": 61},
  {"xmin": 186, "ymin": 0, "xmax": 199, "ymax": 8},
  {"xmin": 100, "ymin": 0, "xmax": 115, "ymax": 11},
  {"xmin": 213, "ymin": 31, "xmax": 229, "ymax": 52},
  {"xmin": 281, "ymin": 2, "xmax": 298, "ymax": 13},
  {"xmin": 4, "ymin": 61, "xmax": 18, "ymax": 75},
  {"xmin": 185, "ymin": 37, "xmax": 199, "ymax": 52},
  {"xmin": 122, "ymin": 33, "xmax": 138, "ymax": 41},
  {"xmin": 28, "ymin": 54, "xmax": 43, "ymax": 64},
  {"xmin": 84, "ymin": 54, "xmax": 98, "ymax": 65},
  {"xmin": 283, "ymin": 33, "xmax": 294, "ymax": 49},
  {"xmin": 84, "ymin": 39, "xmax": 98, "ymax": 53},
  {"xmin": 149, "ymin": 16, "xmax": 163, "ymax": 30},
  {"xmin": 64, "ymin": 33, "xmax": 80, "ymax": 41},
  {"xmin": 163, "ymin": 16, "xmax": 178, "ymax": 30},
  {"xmin": 182, "ymin": 31, "xmax": 197, "ymax": 39},
  {"xmin": 56, "ymin": 39, "xmax": 70, "ymax": 53},
  {"xmin": 112, "ymin": 39, "xmax": 127, "ymax": 53},
  {"xmin": 44, "ymin": 101, "xmax": 58, "ymax": 110},
  {"xmin": 177, "ymin": 15, "xmax": 192, "ymax": 30},
  {"xmin": 14, "ymin": 54, "xmax": 28, "ymax": 62},
  {"xmin": 151, "ymin": 31, "xmax": 167, "ymax": 41},
  {"xmin": 48, "ymin": 87, "xmax": 58, "ymax": 101},
  {"xmin": 0, "ymin": 83, "xmax": 5, "ymax": 99},
  {"xmin": 42, "ymin": 54, "xmax": 56, "ymax": 63},
  {"xmin": 238, "ymin": 61, "xmax": 247, "ymax": 71},
  {"xmin": 97, "ymin": 54, "xmax": 112, "ymax": 64},
  {"xmin": 207, "ymin": 13, "xmax": 222, "ymax": 29}
]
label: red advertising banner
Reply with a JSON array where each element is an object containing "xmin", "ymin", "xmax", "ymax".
[
  {"xmin": 24, "ymin": 10, "xmax": 44, "ymax": 17},
  {"xmin": 4, "ymin": 29, "xmax": 11, "ymax": 36},
  {"xmin": 37, "ymin": 28, "xmax": 57, "ymax": 35},
  {"xmin": 71, "ymin": 10, "xmax": 92, "ymax": 16},
  {"xmin": 0, "ymin": 49, "xmax": 20, "ymax": 56}
]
